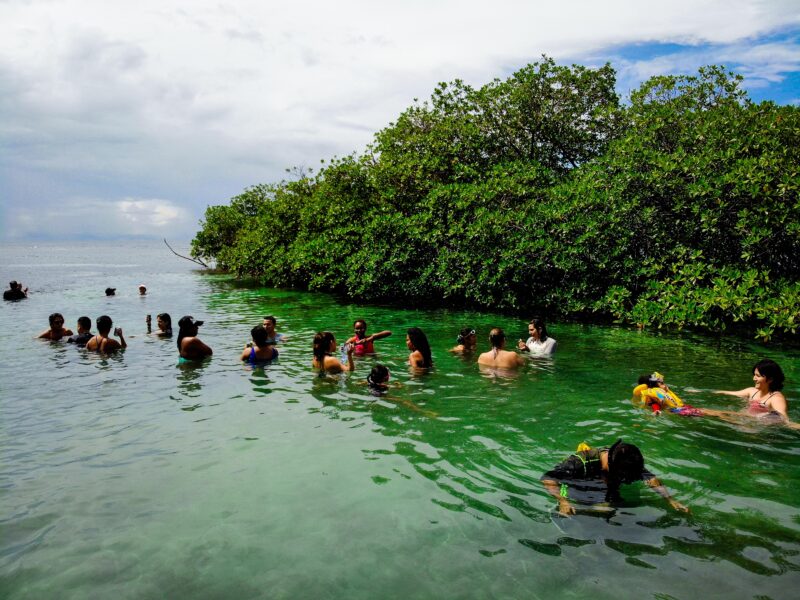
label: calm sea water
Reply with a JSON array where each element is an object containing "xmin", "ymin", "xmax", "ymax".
[{"xmin": 1, "ymin": 241, "xmax": 799, "ymax": 599}]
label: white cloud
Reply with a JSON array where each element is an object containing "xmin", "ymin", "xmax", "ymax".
[{"xmin": 1, "ymin": 0, "xmax": 799, "ymax": 240}]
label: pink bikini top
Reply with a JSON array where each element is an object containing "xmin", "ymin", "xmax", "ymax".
[{"xmin": 748, "ymin": 391, "xmax": 775, "ymax": 414}]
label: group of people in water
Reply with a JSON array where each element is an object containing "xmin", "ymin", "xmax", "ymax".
[{"xmin": 30, "ymin": 295, "xmax": 796, "ymax": 516}]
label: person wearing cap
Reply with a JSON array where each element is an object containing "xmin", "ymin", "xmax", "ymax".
[
  {"xmin": 138, "ymin": 284, "xmax": 147, "ymax": 295},
  {"xmin": 177, "ymin": 316, "xmax": 212, "ymax": 361},
  {"xmin": 4, "ymin": 281, "xmax": 28, "ymax": 301},
  {"xmin": 541, "ymin": 439, "xmax": 689, "ymax": 516},
  {"xmin": 105, "ymin": 287, "xmax": 116, "ymax": 296}
]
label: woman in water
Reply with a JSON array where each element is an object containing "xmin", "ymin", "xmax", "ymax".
[
  {"xmin": 146, "ymin": 313, "xmax": 172, "ymax": 337},
  {"xmin": 406, "ymin": 327, "xmax": 433, "ymax": 369},
  {"xmin": 450, "ymin": 327, "xmax": 477, "ymax": 354},
  {"xmin": 241, "ymin": 325, "xmax": 278, "ymax": 365},
  {"xmin": 366, "ymin": 364, "xmax": 391, "ymax": 395},
  {"xmin": 478, "ymin": 328, "xmax": 525, "ymax": 369},
  {"xmin": 177, "ymin": 316, "xmax": 213, "ymax": 361},
  {"xmin": 704, "ymin": 359, "xmax": 796, "ymax": 426},
  {"xmin": 312, "ymin": 331, "xmax": 354, "ymax": 374},
  {"xmin": 517, "ymin": 317, "xmax": 557, "ymax": 355}
]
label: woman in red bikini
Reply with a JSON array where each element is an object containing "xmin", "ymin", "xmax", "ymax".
[{"xmin": 703, "ymin": 359, "xmax": 798, "ymax": 428}]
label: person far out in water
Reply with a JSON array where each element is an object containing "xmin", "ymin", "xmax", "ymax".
[
  {"xmin": 85, "ymin": 315, "xmax": 126, "ymax": 352},
  {"xmin": 346, "ymin": 319, "xmax": 391, "ymax": 356},
  {"xmin": 38, "ymin": 313, "xmax": 73, "ymax": 340},
  {"xmin": 450, "ymin": 327, "xmax": 477, "ymax": 354},
  {"xmin": 146, "ymin": 313, "xmax": 173, "ymax": 337},
  {"xmin": 242, "ymin": 325, "xmax": 278, "ymax": 365},
  {"xmin": 312, "ymin": 331, "xmax": 354, "ymax": 374},
  {"xmin": 4, "ymin": 280, "xmax": 28, "ymax": 301},
  {"xmin": 541, "ymin": 440, "xmax": 689, "ymax": 516},
  {"xmin": 177, "ymin": 316, "xmax": 212, "ymax": 361},
  {"xmin": 517, "ymin": 317, "xmax": 557, "ymax": 355},
  {"xmin": 703, "ymin": 359, "xmax": 800, "ymax": 429},
  {"xmin": 67, "ymin": 316, "xmax": 93, "ymax": 347},
  {"xmin": 262, "ymin": 316, "xmax": 284, "ymax": 344}
]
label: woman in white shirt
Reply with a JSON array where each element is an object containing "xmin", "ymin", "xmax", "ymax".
[{"xmin": 517, "ymin": 317, "xmax": 557, "ymax": 355}]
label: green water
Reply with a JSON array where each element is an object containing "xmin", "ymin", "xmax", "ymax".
[{"xmin": 1, "ymin": 242, "xmax": 799, "ymax": 599}]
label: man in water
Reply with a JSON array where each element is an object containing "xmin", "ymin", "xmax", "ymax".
[
  {"xmin": 541, "ymin": 439, "xmax": 688, "ymax": 515},
  {"xmin": 3, "ymin": 281, "xmax": 28, "ymax": 301},
  {"xmin": 105, "ymin": 287, "xmax": 116, "ymax": 296},
  {"xmin": 262, "ymin": 316, "xmax": 284, "ymax": 344},
  {"xmin": 138, "ymin": 284, "xmax": 147, "ymax": 295},
  {"xmin": 38, "ymin": 313, "xmax": 73, "ymax": 340},
  {"xmin": 67, "ymin": 316, "xmax": 93, "ymax": 347}
]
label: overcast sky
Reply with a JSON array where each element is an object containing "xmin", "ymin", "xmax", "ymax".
[{"xmin": 2, "ymin": 0, "xmax": 799, "ymax": 241}]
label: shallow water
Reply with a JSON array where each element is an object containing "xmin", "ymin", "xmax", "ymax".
[{"xmin": 1, "ymin": 241, "xmax": 799, "ymax": 599}]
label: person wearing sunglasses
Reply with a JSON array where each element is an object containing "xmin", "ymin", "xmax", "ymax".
[{"xmin": 38, "ymin": 313, "xmax": 73, "ymax": 340}]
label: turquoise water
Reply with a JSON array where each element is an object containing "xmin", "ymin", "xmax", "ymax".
[{"xmin": 1, "ymin": 241, "xmax": 799, "ymax": 599}]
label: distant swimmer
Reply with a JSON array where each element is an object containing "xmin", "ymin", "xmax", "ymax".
[
  {"xmin": 105, "ymin": 287, "xmax": 116, "ymax": 296},
  {"xmin": 177, "ymin": 316, "xmax": 212, "ymax": 361},
  {"xmin": 346, "ymin": 319, "xmax": 391, "ymax": 356},
  {"xmin": 478, "ymin": 328, "xmax": 525, "ymax": 369},
  {"xmin": 517, "ymin": 317, "xmax": 557, "ymax": 355},
  {"xmin": 138, "ymin": 284, "xmax": 147, "ymax": 295},
  {"xmin": 3, "ymin": 280, "xmax": 28, "ymax": 301},
  {"xmin": 38, "ymin": 313, "xmax": 73, "ymax": 341},
  {"xmin": 312, "ymin": 331, "xmax": 354, "ymax": 374},
  {"xmin": 67, "ymin": 316, "xmax": 93, "ymax": 347},
  {"xmin": 541, "ymin": 440, "xmax": 689, "ymax": 516},
  {"xmin": 85, "ymin": 315, "xmax": 126, "ymax": 352},
  {"xmin": 242, "ymin": 325, "xmax": 278, "ymax": 365}
]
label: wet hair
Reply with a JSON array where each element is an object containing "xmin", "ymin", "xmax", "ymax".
[
  {"xmin": 77, "ymin": 316, "xmax": 91, "ymax": 330},
  {"xmin": 606, "ymin": 439, "xmax": 644, "ymax": 502},
  {"xmin": 456, "ymin": 327, "xmax": 475, "ymax": 345},
  {"xmin": 407, "ymin": 327, "xmax": 432, "ymax": 368},
  {"xmin": 251, "ymin": 325, "xmax": 268, "ymax": 347},
  {"xmin": 157, "ymin": 313, "xmax": 172, "ymax": 330},
  {"xmin": 263, "ymin": 316, "xmax": 276, "ymax": 326},
  {"xmin": 753, "ymin": 359, "xmax": 785, "ymax": 392},
  {"xmin": 354, "ymin": 319, "xmax": 367, "ymax": 330},
  {"xmin": 177, "ymin": 316, "xmax": 197, "ymax": 350},
  {"xmin": 529, "ymin": 317, "xmax": 549, "ymax": 342},
  {"xmin": 313, "ymin": 331, "xmax": 335, "ymax": 366},
  {"xmin": 489, "ymin": 327, "xmax": 506, "ymax": 349},
  {"xmin": 96, "ymin": 315, "xmax": 113, "ymax": 334},
  {"xmin": 48, "ymin": 312, "xmax": 65, "ymax": 326},
  {"xmin": 367, "ymin": 365, "xmax": 390, "ymax": 389}
]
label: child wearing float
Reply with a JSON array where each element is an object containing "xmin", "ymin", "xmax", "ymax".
[{"xmin": 633, "ymin": 372, "xmax": 702, "ymax": 416}]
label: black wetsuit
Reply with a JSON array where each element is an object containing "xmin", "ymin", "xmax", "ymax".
[
  {"xmin": 542, "ymin": 449, "xmax": 654, "ymax": 505},
  {"xmin": 67, "ymin": 332, "xmax": 93, "ymax": 347}
]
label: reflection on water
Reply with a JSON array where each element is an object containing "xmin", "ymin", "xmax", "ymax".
[{"xmin": 1, "ymin": 241, "xmax": 800, "ymax": 599}]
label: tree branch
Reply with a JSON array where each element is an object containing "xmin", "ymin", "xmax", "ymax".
[{"xmin": 163, "ymin": 239, "xmax": 210, "ymax": 268}]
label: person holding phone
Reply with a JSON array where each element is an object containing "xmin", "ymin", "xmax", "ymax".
[{"xmin": 85, "ymin": 315, "xmax": 126, "ymax": 352}]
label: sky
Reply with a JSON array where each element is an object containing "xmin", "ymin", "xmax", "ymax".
[{"xmin": 1, "ymin": 0, "xmax": 799, "ymax": 241}]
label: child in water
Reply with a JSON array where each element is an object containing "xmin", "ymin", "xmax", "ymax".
[
  {"xmin": 633, "ymin": 372, "xmax": 702, "ymax": 416},
  {"xmin": 367, "ymin": 365, "xmax": 391, "ymax": 396}
]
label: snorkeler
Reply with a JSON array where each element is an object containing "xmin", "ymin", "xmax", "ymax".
[
  {"xmin": 346, "ymin": 319, "xmax": 391, "ymax": 356},
  {"xmin": 541, "ymin": 440, "xmax": 689, "ymax": 516}
]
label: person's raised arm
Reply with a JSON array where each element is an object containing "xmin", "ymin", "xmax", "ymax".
[
  {"xmin": 115, "ymin": 327, "xmax": 127, "ymax": 348},
  {"xmin": 715, "ymin": 387, "xmax": 753, "ymax": 399},
  {"xmin": 369, "ymin": 330, "xmax": 392, "ymax": 342}
]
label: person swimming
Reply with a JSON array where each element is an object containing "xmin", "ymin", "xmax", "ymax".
[
  {"xmin": 633, "ymin": 372, "xmax": 701, "ymax": 416},
  {"xmin": 367, "ymin": 364, "xmax": 391, "ymax": 396},
  {"xmin": 541, "ymin": 439, "xmax": 689, "ymax": 516}
]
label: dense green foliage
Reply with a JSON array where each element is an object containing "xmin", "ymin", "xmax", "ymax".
[{"xmin": 192, "ymin": 58, "xmax": 800, "ymax": 340}]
